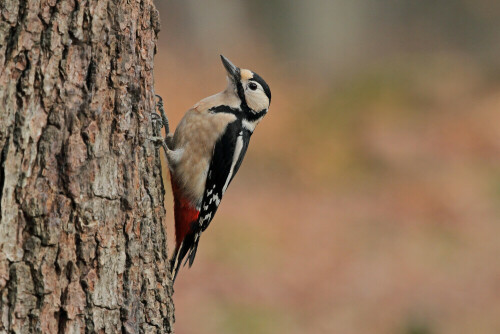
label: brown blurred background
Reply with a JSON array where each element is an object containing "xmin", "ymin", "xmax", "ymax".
[{"xmin": 153, "ymin": 1, "xmax": 500, "ymax": 333}]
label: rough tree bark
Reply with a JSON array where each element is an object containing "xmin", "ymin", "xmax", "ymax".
[{"xmin": 0, "ymin": 0, "xmax": 174, "ymax": 333}]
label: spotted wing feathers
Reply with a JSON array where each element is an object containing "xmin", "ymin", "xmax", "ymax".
[{"xmin": 184, "ymin": 120, "xmax": 250, "ymax": 266}]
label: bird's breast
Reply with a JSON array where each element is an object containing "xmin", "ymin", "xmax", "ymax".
[{"xmin": 171, "ymin": 109, "xmax": 238, "ymax": 205}]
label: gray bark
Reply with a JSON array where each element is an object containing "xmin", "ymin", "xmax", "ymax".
[{"xmin": 0, "ymin": 0, "xmax": 174, "ymax": 333}]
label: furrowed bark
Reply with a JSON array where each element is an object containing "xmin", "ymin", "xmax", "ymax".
[{"xmin": 0, "ymin": 0, "xmax": 174, "ymax": 333}]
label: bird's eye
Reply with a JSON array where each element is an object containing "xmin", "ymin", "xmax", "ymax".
[{"xmin": 249, "ymin": 82, "xmax": 258, "ymax": 91}]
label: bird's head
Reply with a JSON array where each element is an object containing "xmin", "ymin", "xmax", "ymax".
[{"xmin": 220, "ymin": 55, "xmax": 271, "ymax": 113}]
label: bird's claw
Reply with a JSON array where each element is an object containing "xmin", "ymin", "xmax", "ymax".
[
  {"xmin": 155, "ymin": 94, "xmax": 170, "ymax": 135},
  {"xmin": 152, "ymin": 93, "xmax": 173, "ymax": 151},
  {"xmin": 148, "ymin": 136, "xmax": 169, "ymax": 156}
]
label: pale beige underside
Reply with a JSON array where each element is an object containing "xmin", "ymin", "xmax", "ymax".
[{"xmin": 170, "ymin": 87, "xmax": 239, "ymax": 206}]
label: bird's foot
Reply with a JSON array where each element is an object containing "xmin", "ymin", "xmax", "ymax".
[
  {"xmin": 155, "ymin": 94, "xmax": 170, "ymax": 135},
  {"xmin": 148, "ymin": 135, "xmax": 169, "ymax": 156},
  {"xmin": 153, "ymin": 94, "xmax": 174, "ymax": 148}
]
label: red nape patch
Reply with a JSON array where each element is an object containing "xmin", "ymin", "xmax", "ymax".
[{"xmin": 171, "ymin": 177, "xmax": 199, "ymax": 249}]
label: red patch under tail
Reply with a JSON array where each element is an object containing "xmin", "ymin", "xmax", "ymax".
[{"xmin": 170, "ymin": 176, "xmax": 199, "ymax": 250}]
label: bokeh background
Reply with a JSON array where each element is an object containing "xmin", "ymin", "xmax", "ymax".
[{"xmin": 153, "ymin": 1, "xmax": 500, "ymax": 333}]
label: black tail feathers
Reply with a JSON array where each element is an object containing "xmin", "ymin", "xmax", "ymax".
[{"xmin": 170, "ymin": 227, "xmax": 201, "ymax": 282}]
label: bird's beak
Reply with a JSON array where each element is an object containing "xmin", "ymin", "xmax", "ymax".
[{"xmin": 220, "ymin": 55, "xmax": 240, "ymax": 82}]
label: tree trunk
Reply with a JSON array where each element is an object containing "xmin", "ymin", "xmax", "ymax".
[{"xmin": 0, "ymin": 0, "xmax": 174, "ymax": 333}]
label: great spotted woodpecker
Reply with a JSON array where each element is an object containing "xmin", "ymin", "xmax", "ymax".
[{"xmin": 152, "ymin": 55, "xmax": 271, "ymax": 281}]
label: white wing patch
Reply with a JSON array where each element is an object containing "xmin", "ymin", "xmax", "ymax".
[
  {"xmin": 199, "ymin": 212, "xmax": 212, "ymax": 225},
  {"xmin": 222, "ymin": 133, "xmax": 244, "ymax": 194},
  {"xmin": 210, "ymin": 193, "xmax": 221, "ymax": 205}
]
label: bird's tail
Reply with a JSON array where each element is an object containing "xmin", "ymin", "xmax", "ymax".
[
  {"xmin": 170, "ymin": 226, "xmax": 201, "ymax": 282},
  {"xmin": 170, "ymin": 177, "xmax": 202, "ymax": 282}
]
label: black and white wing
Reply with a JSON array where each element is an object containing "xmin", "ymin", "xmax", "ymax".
[
  {"xmin": 184, "ymin": 120, "xmax": 250, "ymax": 266},
  {"xmin": 199, "ymin": 120, "xmax": 250, "ymax": 231}
]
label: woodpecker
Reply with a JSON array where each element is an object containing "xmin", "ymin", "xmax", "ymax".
[{"xmin": 152, "ymin": 55, "xmax": 271, "ymax": 281}]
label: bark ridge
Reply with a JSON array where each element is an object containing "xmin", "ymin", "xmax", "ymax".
[{"xmin": 0, "ymin": 0, "xmax": 174, "ymax": 332}]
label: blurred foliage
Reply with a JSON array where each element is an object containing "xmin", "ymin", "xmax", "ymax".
[
  {"xmin": 154, "ymin": 1, "xmax": 500, "ymax": 333},
  {"xmin": 404, "ymin": 319, "xmax": 434, "ymax": 334},
  {"xmin": 216, "ymin": 302, "xmax": 293, "ymax": 334}
]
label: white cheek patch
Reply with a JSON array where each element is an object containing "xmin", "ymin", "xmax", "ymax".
[{"xmin": 246, "ymin": 90, "xmax": 269, "ymax": 112}]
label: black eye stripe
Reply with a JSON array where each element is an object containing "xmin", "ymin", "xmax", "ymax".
[{"xmin": 250, "ymin": 72, "xmax": 271, "ymax": 102}]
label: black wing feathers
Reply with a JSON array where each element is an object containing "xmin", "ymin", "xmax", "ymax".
[
  {"xmin": 173, "ymin": 105, "xmax": 255, "ymax": 279},
  {"xmin": 183, "ymin": 119, "xmax": 251, "ymax": 270},
  {"xmin": 199, "ymin": 120, "xmax": 247, "ymax": 231}
]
